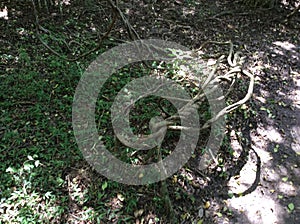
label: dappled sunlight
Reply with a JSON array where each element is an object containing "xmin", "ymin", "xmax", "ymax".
[
  {"xmin": 262, "ymin": 163, "xmax": 281, "ymax": 182},
  {"xmin": 64, "ymin": 168, "xmax": 99, "ymax": 222},
  {"xmin": 182, "ymin": 6, "xmax": 196, "ymax": 16},
  {"xmin": 254, "ymin": 95, "xmax": 266, "ymax": 104},
  {"xmin": 228, "ymin": 193, "xmax": 284, "ymax": 224},
  {"xmin": 57, "ymin": 0, "xmax": 71, "ymax": 6},
  {"xmin": 278, "ymin": 181, "xmax": 297, "ymax": 196},
  {"xmin": 269, "ymin": 40, "xmax": 300, "ymax": 62},
  {"xmin": 251, "ymin": 139, "xmax": 273, "ymax": 164},
  {"xmin": 227, "ymin": 126, "xmax": 298, "ymax": 223},
  {"xmin": 291, "ymin": 126, "xmax": 300, "ymax": 154},
  {"xmin": 227, "ymin": 151, "xmax": 257, "ymax": 193},
  {"xmin": 288, "ymin": 71, "xmax": 300, "ymax": 108},
  {"xmin": 226, "ymin": 117, "xmax": 298, "ymax": 223},
  {"xmin": 287, "ymin": 71, "xmax": 300, "ymax": 156},
  {"xmin": 1, "ymin": 157, "xmax": 66, "ymax": 223},
  {"xmin": 255, "ymin": 89, "xmax": 270, "ymax": 99},
  {"xmin": 257, "ymin": 125, "xmax": 284, "ymax": 143},
  {"xmin": 106, "ymin": 193, "xmax": 125, "ymax": 210},
  {"xmin": 0, "ymin": 6, "xmax": 8, "ymax": 20},
  {"xmin": 273, "ymin": 41, "xmax": 298, "ymax": 51}
]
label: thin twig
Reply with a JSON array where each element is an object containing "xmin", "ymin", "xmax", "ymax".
[{"xmin": 31, "ymin": 0, "xmax": 117, "ymax": 61}]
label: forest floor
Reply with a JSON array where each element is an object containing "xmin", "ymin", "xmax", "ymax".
[
  {"xmin": 1, "ymin": 0, "xmax": 300, "ymax": 223},
  {"xmin": 132, "ymin": 1, "xmax": 300, "ymax": 223}
]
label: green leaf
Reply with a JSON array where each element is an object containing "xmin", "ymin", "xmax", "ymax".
[
  {"xmin": 44, "ymin": 191, "xmax": 52, "ymax": 199},
  {"xmin": 97, "ymin": 192, "xmax": 104, "ymax": 199},
  {"xmin": 102, "ymin": 181, "xmax": 108, "ymax": 191},
  {"xmin": 282, "ymin": 177, "xmax": 288, "ymax": 182},
  {"xmin": 273, "ymin": 144, "xmax": 279, "ymax": 153},
  {"xmin": 6, "ymin": 167, "xmax": 17, "ymax": 173},
  {"xmin": 56, "ymin": 177, "xmax": 64, "ymax": 186},
  {"xmin": 288, "ymin": 203, "xmax": 295, "ymax": 211},
  {"xmin": 34, "ymin": 160, "xmax": 40, "ymax": 167},
  {"xmin": 216, "ymin": 212, "xmax": 222, "ymax": 217},
  {"xmin": 23, "ymin": 163, "xmax": 34, "ymax": 171},
  {"xmin": 197, "ymin": 219, "xmax": 204, "ymax": 224}
]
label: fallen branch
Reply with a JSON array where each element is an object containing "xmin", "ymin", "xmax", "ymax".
[
  {"xmin": 130, "ymin": 41, "xmax": 255, "ymax": 151},
  {"xmin": 107, "ymin": 0, "xmax": 140, "ymax": 41}
]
